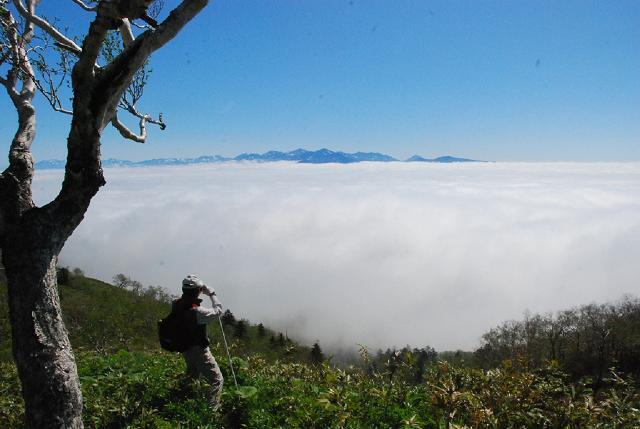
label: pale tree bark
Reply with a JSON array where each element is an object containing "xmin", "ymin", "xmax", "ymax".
[{"xmin": 0, "ymin": 0, "xmax": 209, "ymax": 427}]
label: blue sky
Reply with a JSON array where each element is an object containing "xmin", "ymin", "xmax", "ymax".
[{"xmin": 1, "ymin": 0, "xmax": 639, "ymax": 163}]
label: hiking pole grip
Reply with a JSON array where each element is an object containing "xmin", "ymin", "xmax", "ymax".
[{"xmin": 211, "ymin": 295, "xmax": 239, "ymax": 390}]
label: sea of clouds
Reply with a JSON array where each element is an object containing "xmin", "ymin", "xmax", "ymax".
[{"xmin": 32, "ymin": 162, "xmax": 640, "ymax": 352}]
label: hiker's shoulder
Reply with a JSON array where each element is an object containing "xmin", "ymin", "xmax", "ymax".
[{"xmin": 171, "ymin": 298, "xmax": 190, "ymax": 311}]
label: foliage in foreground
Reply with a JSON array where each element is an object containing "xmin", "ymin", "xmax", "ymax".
[
  {"xmin": 1, "ymin": 350, "xmax": 639, "ymax": 428},
  {"xmin": 2, "ymin": 271, "xmax": 639, "ymax": 427}
]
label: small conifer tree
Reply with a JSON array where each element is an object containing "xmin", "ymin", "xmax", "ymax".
[
  {"xmin": 310, "ymin": 341, "xmax": 324, "ymax": 364},
  {"xmin": 234, "ymin": 320, "xmax": 247, "ymax": 338},
  {"xmin": 221, "ymin": 309, "xmax": 236, "ymax": 326}
]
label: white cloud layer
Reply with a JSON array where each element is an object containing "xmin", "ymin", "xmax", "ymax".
[{"xmin": 33, "ymin": 162, "xmax": 640, "ymax": 351}]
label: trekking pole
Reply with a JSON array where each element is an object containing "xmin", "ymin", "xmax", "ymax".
[{"xmin": 211, "ymin": 295, "xmax": 239, "ymax": 390}]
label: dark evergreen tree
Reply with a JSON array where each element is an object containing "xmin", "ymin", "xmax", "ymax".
[
  {"xmin": 257, "ymin": 323, "xmax": 266, "ymax": 338},
  {"xmin": 234, "ymin": 320, "xmax": 247, "ymax": 339},
  {"xmin": 221, "ymin": 309, "xmax": 236, "ymax": 326},
  {"xmin": 413, "ymin": 346, "xmax": 437, "ymax": 384},
  {"xmin": 310, "ymin": 341, "xmax": 324, "ymax": 364}
]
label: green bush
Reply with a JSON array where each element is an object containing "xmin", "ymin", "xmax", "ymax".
[
  {"xmin": 2, "ymin": 273, "xmax": 639, "ymax": 427},
  {"xmin": 1, "ymin": 350, "xmax": 639, "ymax": 428}
]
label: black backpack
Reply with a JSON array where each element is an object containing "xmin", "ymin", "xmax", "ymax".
[{"xmin": 158, "ymin": 303, "xmax": 195, "ymax": 352}]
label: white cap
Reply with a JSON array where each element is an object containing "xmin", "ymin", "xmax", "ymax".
[{"xmin": 182, "ymin": 274, "xmax": 204, "ymax": 290}]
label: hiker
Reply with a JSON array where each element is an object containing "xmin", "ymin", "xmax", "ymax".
[{"xmin": 173, "ymin": 274, "xmax": 224, "ymax": 410}]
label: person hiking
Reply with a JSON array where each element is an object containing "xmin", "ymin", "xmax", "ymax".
[{"xmin": 173, "ymin": 274, "xmax": 224, "ymax": 410}]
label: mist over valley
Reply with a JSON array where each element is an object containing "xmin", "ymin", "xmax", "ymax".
[{"xmin": 32, "ymin": 161, "xmax": 640, "ymax": 352}]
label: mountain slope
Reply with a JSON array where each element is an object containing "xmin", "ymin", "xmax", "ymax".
[{"xmin": 0, "ymin": 270, "xmax": 309, "ymax": 363}]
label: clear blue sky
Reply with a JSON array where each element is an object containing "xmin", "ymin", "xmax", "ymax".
[{"xmin": 1, "ymin": 0, "xmax": 639, "ymax": 163}]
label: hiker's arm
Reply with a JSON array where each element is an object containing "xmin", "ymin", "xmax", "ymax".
[{"xmin": 195, "ymin": 295, "xmax": 223, "ymax": 324}]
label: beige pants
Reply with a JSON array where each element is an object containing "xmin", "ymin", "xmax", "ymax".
[{"xmin": 182, "ymin": 345, "xmax": 224, "ymax": 410}]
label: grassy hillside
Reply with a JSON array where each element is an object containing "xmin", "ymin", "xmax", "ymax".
[
  {"xmin": 1, "ymin": 270, "xmax": 640, "ymax": 428},
  {"xmin": 0, "ymin": 270, "xmax": 313, "ymax": 363}
]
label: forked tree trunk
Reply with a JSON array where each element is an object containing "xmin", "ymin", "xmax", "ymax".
[
  {"xmin": 0, "ymin": 1, "xmax": 209, "ymax": 426},
  {"xmin": 1, "ymin": 110, "xmax": 104, "ymax": 427},
  {"xmin": 0, "ymin": 95, "xmax": 85, "ymax": 427}
]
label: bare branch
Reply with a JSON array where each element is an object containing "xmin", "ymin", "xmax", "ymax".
[
  {"xmin": 129, "ymin": 20, "xmax": 152, "ymax": 31},
  {"xmin": 31, "ymin": 76, "xmax": 72, "ymax": 114},
  {"xmin": 119, "ymin": 18, "xmax": 133, "ymax": 47},
  {"xmin": 52, "ymin": 41, "xmax": 78, "ymax": 55},
  {"xmin": 0, "ymin": 1, "xmax": 34, "ymax": 99},
  {"xmin": 52, "ymin": 0, "xmax": 206, "ymax": 215},
  {"xmin": 12, "ymin": 0, "xmax": 82, "ymax": 55},
  {"xmin": 28, "ymin": 26, "xmax": 74, "ymax": 115},
  {"xmin": 140, "ymin": 13, "xmax": 158, "ymax": 28},
  {"xmin": 70, "ymin": 0, "xmax": 97, "ymax": 12},
  {"xmin": 110, "ymin": 113, "xmax": 147, "ymax": 143},
  {"xmin": 121, "ymin": 99, "xmax": 165, "ymax": 130},
  {"xmin": 97, "ymin": 0, "xmax": 208, "ymax": 129}
]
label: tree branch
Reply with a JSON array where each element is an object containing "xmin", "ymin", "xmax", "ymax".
[
  {"xmin": 12, "ymin": 0, "xmax": 82, "ymax": 56},
  {"xmin": 96, "ymin": 0, "xmax": 208, "ymax": 130},
  {"xmin": 121, "ymin": 99, "xmax": 165, "ymax": 128},
  {"xmin": 140, "ymin": 0, "xmax": 209, "ymax": 54},
  {"xmin": 72, "ymin": 0, "xmax": 120, "ymax": 77},
  {"xmin": 17, "ymin": 0, "xmax": 36, "ymax": 99},
  {"xmin": 31, "ymin": 74, "xmax": 72, "ymax": 114},
  {"xmin": 70, "ymin": 0, "xmax": 97, "ymax": 12},
  {"xmin": 140, "ymin": 13, "xmax": 158, "ymax": 28},
  {"xmin": 129, "ymin": 20, "xmax": 152, "ymax": 31},
  {"xmin": 110, "ymin": 113, "xmax": 147, "ymax": 143},
  {"xmin": 3, "ymin": 5, "xmax": 20, "ymax": 93},
  {"xmin": 0, "ymin": 1, "xmax": 38, "ymax": 223},
  {"xmin": 119, "ymin": 18, "xmax": 134, "ymax": 46},
  {"xmin": 47, "ymin": 0, "xmax": 206, "ymax": 239},
  {"xmin": 3, "ymin": 0, "xmax": 36, "ymax": 103}
]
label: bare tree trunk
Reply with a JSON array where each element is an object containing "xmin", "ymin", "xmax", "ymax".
[{"xmin": 3, "ymin": 249, "xmax": 83, "ymax": 428}]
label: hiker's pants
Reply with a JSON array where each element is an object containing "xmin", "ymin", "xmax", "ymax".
[{"xmin": 182, "ymin": 345, "xmax": 224, "ymax": 409}]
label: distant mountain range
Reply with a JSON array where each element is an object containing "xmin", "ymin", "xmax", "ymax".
[{"xmin": 35, "ymin": 149, "xmax": 485, "ymax": 169}]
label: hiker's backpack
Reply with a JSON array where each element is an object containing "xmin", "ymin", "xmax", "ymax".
[{"xmin": 158, "ymin": 305, "xmax": 194, "ymax": 352}]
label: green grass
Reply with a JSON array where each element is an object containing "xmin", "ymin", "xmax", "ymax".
[
  {"xmin": 2, "ymin": 350, "xmax": 639, "ymax": 428},
  {"xmin": 1, "ymin": 272, "xmax": 640, "ymax": 428}
]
